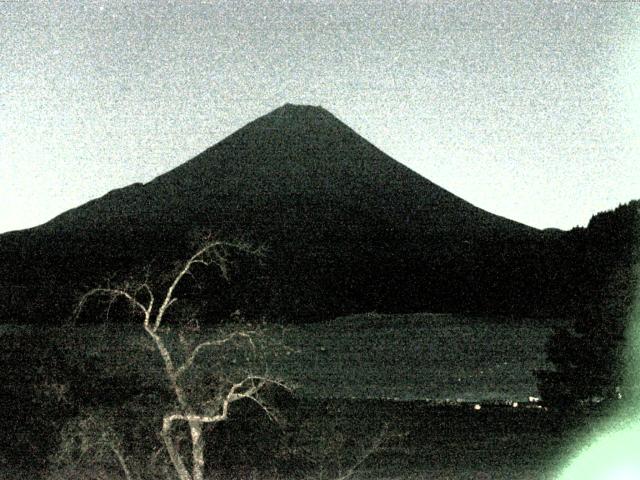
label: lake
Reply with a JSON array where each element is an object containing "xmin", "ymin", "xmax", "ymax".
[
  {"xmin": 0, "ymin": 312, "xmax": 557, "ymax": 403},
  {"xmin": 270, "ymin": 313, "xmax": 556, "ymax": 402}
]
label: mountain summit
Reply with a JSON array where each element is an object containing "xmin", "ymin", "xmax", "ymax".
[{"xmin": 1, "ymin": 104, "xmax": 543, "ymax": 323}]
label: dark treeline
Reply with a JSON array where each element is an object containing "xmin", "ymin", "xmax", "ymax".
[
  {"xmin": 1, "ymin": 200, "xmax": 637, "ymax": 328},
  {"xmin": 536, "ymin": 200, "xmax": 639, "ymax": 405}
]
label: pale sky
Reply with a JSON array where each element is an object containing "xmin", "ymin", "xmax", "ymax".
[{"xmin": 2, "ymin": 0, "xmax": 639, "ymax": 233}]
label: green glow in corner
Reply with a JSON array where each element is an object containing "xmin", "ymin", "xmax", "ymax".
[
  {"xmin": 557, "ymin": 285, "xmax": 640, "ymax": 480},
  {"xmin": 557, "ymin": 419, "xmax": 640, "ymax": 480}
]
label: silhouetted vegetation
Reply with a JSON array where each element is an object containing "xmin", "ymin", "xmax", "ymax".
[{"xmin": 536, "ymin": 201, "xmax": 639, "ymax": 406}]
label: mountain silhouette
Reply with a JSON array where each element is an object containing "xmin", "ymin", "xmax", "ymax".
[
  {"xmin": 42, "ymin": 104, "xmax": 533, "ymax": 236},
  {"xmin": 0, "ymin": 104, "xmax": 614, "ymax": 323}
]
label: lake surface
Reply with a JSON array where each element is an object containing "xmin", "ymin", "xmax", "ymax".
[
  {"xmin": 270, "ymin": 313, "xmax": 557, "ymax": 402},
  {"xmin": 1, "ymin": 313, "xmax": 558, "ymax": 403}
]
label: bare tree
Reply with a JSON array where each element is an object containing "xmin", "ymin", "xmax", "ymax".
[{"xmin": 75, "ymin": 240, "xmax": 289, "ymax": 480}]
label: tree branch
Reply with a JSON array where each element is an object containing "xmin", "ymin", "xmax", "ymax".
[
  {"xmin": 175, "ymin": 331, "xmax": 256, "ymax": 378},
  {"xmin": 153, "ymin": 240, "xmax": 259, "ymax": 332},
  {"xmin": 335, "ymin": 426, "xmax": 392, "ymax": 480},
  {"xmin": 109, "ymin": 443, "xmax": 137, "ymax": 480},
  {"xmin": 163, "ymin": 375, "xmax": 287, "ymax": 428},
  {"xmin": 74, "ymin": 287, "xmax": 151, "ymax": 326}
]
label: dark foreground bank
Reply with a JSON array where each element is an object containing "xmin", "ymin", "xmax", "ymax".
[
  {"xmin": 0, "ymin": 326, "xmax": 613, "ymax": 479},
  {"xmin": 1, "ymin": 393, "xmax": 611, "ymax": 479},
  {"xmin": 261, "ymin": 397, "xmax": 600, "ymax": 480},
  {"xmin": 152, "ymin": 398, "xmax": 613, "ymax": 479}
]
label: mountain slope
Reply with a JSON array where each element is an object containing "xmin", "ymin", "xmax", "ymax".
[
  {"xmin": 44, "ymin": 104, "xmax": 533, "ymax": 237},
  {"xmin": 2, "ymin": 104, "xmax": 545, "ymax": 323}
]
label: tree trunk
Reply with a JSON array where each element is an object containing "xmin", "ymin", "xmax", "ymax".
[
  {"xmin": 162, "ymin": 417, "xmax": 192, "ymax": 480},
  {"xmin": 191, "ymin": 421, "xmax": 205, "ymax": 480}
]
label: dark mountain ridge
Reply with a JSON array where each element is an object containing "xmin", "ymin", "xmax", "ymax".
[{"xmin": 1, "ymin": 104, "xmax": 636, "ymax": 324}]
